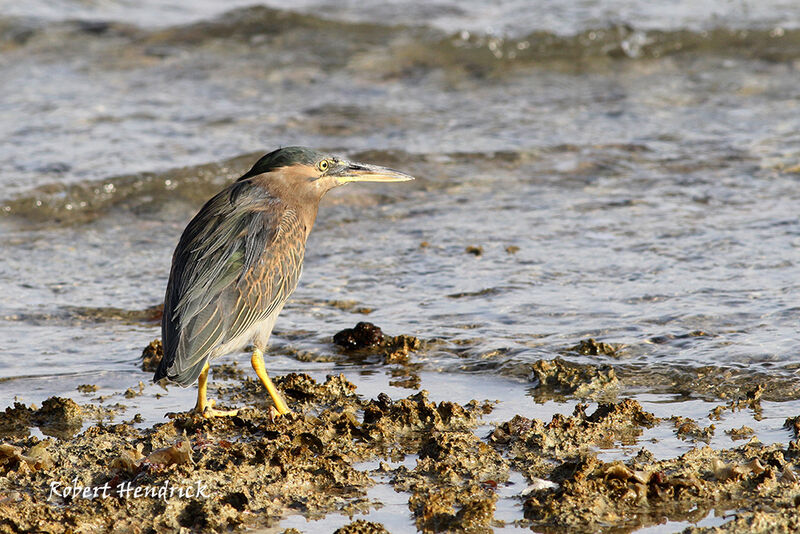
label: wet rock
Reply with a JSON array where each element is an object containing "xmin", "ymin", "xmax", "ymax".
[
  {"xmin": 505, "ymin": 245, "xmax": 520, "ymax": 254},
  {"xmin": 333, "ymin": 519, "xmax": 390, "ymax": 534},
  {"xmin": 394, "ymin": 430, "xmax": 507, "ymax": 533},
  {"xmin": 143, "ymin": 437, "xmax": 193, "ymax": 468},
  {"xmin": 327, "ymin": 299, "xmax": 374, "ymax": 315},
  {"xmin": 332, "ymin": 322, "xmax": 421, "ymax": 370},
  {"xmin": 217, "ymin": 372, "xmax": 360, "ymax": 416},
  {"xmin": 363, "ymin": 390, "xmax": 479, "ymax": 439},
  {"xmin": 408, "ymin": 488, "xmax": 495, "ymax": 533},
  {"xmin": 0, "ymin": 402, "xmax": 35, "ymax": 438},
  {"xmin": 511, "ymin": 417, "xmax": 800, "ymax": 534},
  {"xmin": 389, "ymin": 375, "xmax": 421, "ymax": 389},
  {"xmin": 710, "ymin": 457, "xmax": 758, "ymax": 482},
  {"xmin": 618, "ymin": 364, "xmax": 797, "ymax": 404},
  {"xmin": 492, "ymin": 400, "xmax": 659, "ymax": 492},
  {"xmin": 212, "ymin": 362, "xmax": 245, "ymax": 380},
  {"xmin": 489, "ymin": 414, "xmax": 532, "ymax": 445},
  {"xmin": 4, "ymin": 365, "xmax": 800, "ymax": 533},
  {"xmin": 465, "ymin": 245, "xmax": 483, "ymax": 256},
  {"xmin": 0, "ymin": 442, "xmax": 52, "ymax": 474},
  {"xmin": 56, "ymin": 303, "xmax": 163, "ymax": 325},
  {"xmin": 321, "ymin": 373, "xmax": 359, "ymax": 399},
  {"xmin": 34, "ymin": 397, "xmax": 83, "ymax": 425},
  {"xmin": 529, "ymin": 358, "xmax": 619, "ymax": 400},
  {"xmin": 334, "ymin": 321, "xmax": 384, "ymax": 349},
  {"xmin": 709, "ymin": 404, "xmax": 726, "ymax": 420},
  {"xmin": 141, "ymin": 338, "xmax": 163, "ymax": 372},
  {"xmin": 2, "ymin": 374, "xmax": 427, "ymax": 532},
  {"xmin": 5, "ymin": 371, "xmax": 446, "ymax": 534},
  {"xmin": 568, "ymin": 338, "xmax": 621, "ymax": 357},
  {"xmin": 672, "ymin": 416, "xmax": 715, "ymax": 442},
  {"xmin": 524, "ymin": 452, "xmax": 703, "ymax": 528},
  {"xmin": 123, "ymin": 382, "xmax": 145, "ymax": 398},
  {"xmin": 33, "ymin": 397, "xmax": 83, "ymax": 438},
  {"xmin": 726, "ymin": 425, "xmax": 755, "ymax": 441},
  {"xmin": 278, "ymin": 372, "xmax": 357, "ymax": 404},
  {"xmin": 712, "ymin": 384, "xmax": 765, "ymax": 420},
  {"xmin": 383, "ymin": 334, "xmax": 421, "ymax": 364},
  {"xmin": 785, "ymin": 415, "xmax": 800, "ymax": 439},
  {"xmin": 76, "ymin": 384, "xmax": 98, "ymax": 393}
]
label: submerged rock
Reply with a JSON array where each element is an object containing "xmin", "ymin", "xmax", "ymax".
[
  {"xmin": 672, "ymin": 415, "xmax": 715, "ymax": 442},
  {"xmin": 332, "ymin": 322, "xmax": 421, "ymax": 366},
  {"xmin": 492, "ymin": 399, "xmax": 658, "ymax": 463},
  {"xmin": 725, "ymin": 425, "xmax": 755, "ymax": 441},
  {"xmin": 567, "ymin": 338, "xmax": 621, "ymax": 357},
  {"xmin": 141, "ymin": 338, "xmax": 163, "ymax": 372},
  {"xmin": 0, "ymin": 403, "xmax": 34, "ymax": 438},
  {"xmin": 0, "ymin": 397, "xmax": 87, "ymax": 439},
  {"xmin": 333, "ymin": 520, "xmax": 390, "ymax": 534},
  {"xmin": 465, "ymin": 245, "xmax": 483, "ymax": 256},
  {"xmin": 529, "ymin": 357, "xmax": 619, "ymax": 400},
  {"xmin": 333, "ymin": 321, "xmax": 385, "ymax": 349}
]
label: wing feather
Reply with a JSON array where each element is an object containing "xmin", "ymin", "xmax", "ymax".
[{"xmin": 154, "ymin": 182, "xmax": 307, "ymax": 386}]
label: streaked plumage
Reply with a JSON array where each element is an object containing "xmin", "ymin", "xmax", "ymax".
[{"xmin": 153, "ymin": 146, "xmax": 413, "ymax": 416}]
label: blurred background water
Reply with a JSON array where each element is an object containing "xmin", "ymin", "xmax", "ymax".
[{"xmin": 1, "ymin": 0, "xmax": 799, "ymax": 474}]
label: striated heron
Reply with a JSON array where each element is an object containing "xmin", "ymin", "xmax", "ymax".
[{"xmin": 154, "ymin": 147, "xmax": 414, "ymax": 417}]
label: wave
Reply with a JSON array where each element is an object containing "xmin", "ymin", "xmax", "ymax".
[
  {"xmin": 3, "ymin": 304, "xmax": 162, "ymax": 326},
  {"xmin": 1, "ymin": 145, "xmax": 652, "ymax": 225},
  {"xmin": 0, "ymin": 152, "xmax": 260, "ymax": 225},
  {"xmin": 0, "ymin": 16, "xmax": 141, "ymax": 50},
  {"xmin": 1, "ymin": 6, "xmax": 798, "ymax": 64}
]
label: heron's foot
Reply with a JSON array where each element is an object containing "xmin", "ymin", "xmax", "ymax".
[
  {"xmin": 251, "ymin": 349, "xmax": 292, "ymax": 416},
  {"xmin": 195, "ymin": 398, "xmax": 239, "ymax": 418},
  {"xmin": 268, "ymin": 405, "xmax": 292, "ymax": 421},
  {"xmin": 201, "ymin": 406, "xmax": 240, "ymax": 418}
]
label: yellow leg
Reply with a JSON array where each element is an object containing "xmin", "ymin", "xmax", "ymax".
[
  {"xmin": 251, "ymin": 349, "xmax": 290, "ymax": 415},
  {"xmin": 193, "ymin": 361, "xmax": 239, "ymax": 418},
  {"xmin": 193, "ymin": 362, "xmax": 211, "ymax": 413}
]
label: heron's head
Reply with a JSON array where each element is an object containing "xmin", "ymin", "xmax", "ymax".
[{"xmin": 237, "ymin": 146, "xmax": 414, "ymax": 201}]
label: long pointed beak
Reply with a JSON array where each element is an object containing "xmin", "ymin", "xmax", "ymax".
[{"xmin": 335, "ymin": 162, "xmax": 415, "ymax": 184}]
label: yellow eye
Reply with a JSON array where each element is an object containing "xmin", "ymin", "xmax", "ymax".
[{"xmin": 318, "ymin": 160, "xmax": 330, "ymax": 172}]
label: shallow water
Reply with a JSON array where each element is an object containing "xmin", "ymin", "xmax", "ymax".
[{"xmin": 1, "ymin": 1, "xmax": 799, "ymax": 531}]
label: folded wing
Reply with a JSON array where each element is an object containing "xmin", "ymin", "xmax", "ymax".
[{"xmin": 155, "ymin": 183, "xmax": 305, "ymax": 385}]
